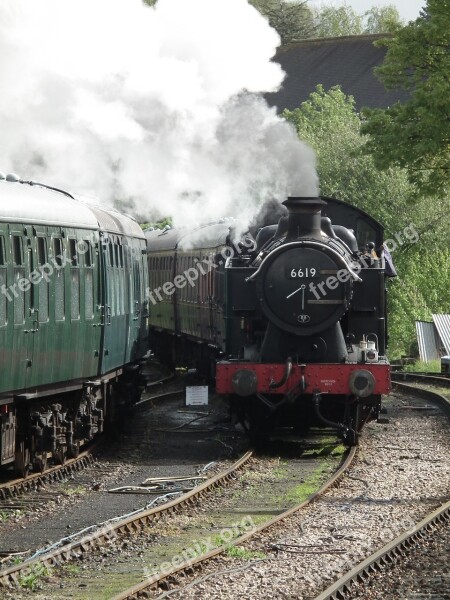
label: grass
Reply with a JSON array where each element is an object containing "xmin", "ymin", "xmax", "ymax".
[
  {"xmin": 18, "ymin": 564, "xmax": 52, "ymax": 591},
  {"xmin": 330, "ymin": 444, "xmax": 346, "ymax": 456},
  {"xmin": 403, "ymin": 359, "xmax": 441, "ymax": 373},
  {"xmin": 285, "ymin": 462, "xmax": 329, "ymax": 503},
  {"xmin": 62, "ymin": 564, "xmax": 81, "ymax": 575},
  {"xmin": 225, "ymin": 546, "xmax": 267, "ymax": 560}
]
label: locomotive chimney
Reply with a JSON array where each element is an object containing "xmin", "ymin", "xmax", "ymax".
[{"xmin": 282, "ymin": 196, "xmax": 326, "ymax": 241}]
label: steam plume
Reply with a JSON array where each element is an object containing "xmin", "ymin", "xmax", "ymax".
[{"xmin": 0, "ymin": 0, "xmax": 318, "ymax": 229}]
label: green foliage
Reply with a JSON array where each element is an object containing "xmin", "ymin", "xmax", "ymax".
[
  {"xmin": 249, "ymin": 0, "xmax": 314, "ymax": 44},
  {"xmin": 311, "ymin": 4, "xmax": 402, "ymax": 37},
  {"xmin": 386, "ymin": 246, "xmax": 450, "ymax": 358},
  {"xmin": 364, "ymin": 6, "xmax": 403, "ymax": 34},
  {"xmin": 361, "ymin": 0, "xmax": 450, "ymax": 198},
  {"xmin": 283, "ymin": 85, "xmax": 413, "ymax": 230},
  {"xmin": 18, "ymin": 564, "xmax": 52, "ymax": 591},
  {"xmin": 142, "ymin": 0, "xmax": 157, "ymax": 6},
  {"xmin": 312, "ymin": 5, "xmax": 363, "ymax": 37},
  {"xmin": 141, "ymin": 216, "xmax": 172, "ymax": 231},
  {"xmin": 403, "ymin": 359, "xmax": 441, "ymax": 372},
  {"xmin": 284, "ymin": 85, "xmax": 450, "ymax": 358},
  {"xmin": 225, "ymin": 546, "xmax": 267, "ymax": 559}
]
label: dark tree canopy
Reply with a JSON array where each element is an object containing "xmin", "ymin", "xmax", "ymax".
[{"xmin": 361, "ymin": 0, "xmax": 450, "ymax": 198}]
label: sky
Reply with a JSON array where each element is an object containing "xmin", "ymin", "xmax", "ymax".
[{"xmin": 307, "ymin": 0, "xmax": 425, "ymax": 23}]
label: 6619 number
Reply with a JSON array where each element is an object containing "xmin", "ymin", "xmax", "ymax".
[{"xmin": 288, "ymin": 267, "xmax": 317, "ymax": 278}]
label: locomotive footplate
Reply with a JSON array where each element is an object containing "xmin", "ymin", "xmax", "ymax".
[{"xmin": 216, "ymin": 361, "xmax": 391, "ymax": 397}]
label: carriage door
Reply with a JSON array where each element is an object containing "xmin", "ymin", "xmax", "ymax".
[
  {"xmin": 9, "ymin": 228, "xmax": 36, "ymax": 390},
  {"xmin": 99, "ymin": 232, "xmax": 123, "ymax": 373}
]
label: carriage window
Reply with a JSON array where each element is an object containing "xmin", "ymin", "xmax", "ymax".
[
  {"xmin": 0, "ymin": 239, "xmax": 6, "ymax": 325},
  {"xmin": 55, "ymin": 270, "xmax": 65, "ymax": 321},
  {"xmin": 38, "ymin": 275, "xmax": 49, "ymax": 322},
  {"xmin": 109, "ymin": 242, "xmax": 115, "ymax": 267},
  {"xmin": 0, "ymin": 272, "xmax": 6, "ymax": 326},
  {"xmin": 83, "ymin": 240, "xmax": 93, "ymax": 267},
  {"xmin": 71, "ymin": 270, "xmax": 80, "ymax": 320},
  {"xmin": 12, "ymin": 236, "xmax": 23, "ymax": 266},
  {"xmin": 13, "ymin": 271, "xmax": 25, "ymax": 324},
  {"xmin": 53, "ymin": 238, "xmax": 64, "ymax": 267},
  {"xmin": 37, "ymin": 237, "xmax": 47, "ymax": 265},
  {"xmin": 37, "ymin": 237, "xmax": 49, "ymax": 322},
  {"xmin": 0, "ymin": 236, "xmax": 5, "ymax": 266},
  {"xmin": 69, "ymin": 239, "xmax": 78, "ymax": 267},
  {"xmin": 85, "ymin": 269, "xmax": 94, "ymax": 319}
]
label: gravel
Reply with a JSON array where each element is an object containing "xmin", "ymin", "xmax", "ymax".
[
  {"xmin": 158, "ymin": 391, "xmax": 450, "ymax": 600},
  {"xmin": 345, "ymin": 517, "xmax": 450, "ymax": 599}
]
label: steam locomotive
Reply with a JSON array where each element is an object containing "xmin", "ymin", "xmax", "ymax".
[
  {"xmin": 146, "ymin": 196, "xmax": 391, "ymax": 445},
  {"xmin": 0, "ymin": 174, "xmax": 148, "ymax": 475}
]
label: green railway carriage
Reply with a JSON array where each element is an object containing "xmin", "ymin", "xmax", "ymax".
[
  {"xmin": 0, "ymin": 175, "xmax": 148, "ymax": 474},
  {"xmin": 145, "ymin": 223, "xmax": 230, "ymax": 372}
]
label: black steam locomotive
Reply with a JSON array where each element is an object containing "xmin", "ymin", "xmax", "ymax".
[{"xmin": 146, "ymin": 196, "xmax": 392, "ymax": 445}]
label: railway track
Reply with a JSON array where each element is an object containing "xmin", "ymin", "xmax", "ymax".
[
  {"xmin": 0, "ymin": 443, "xmax": 99, "ymax": 503},
  {"xmin": 0, "ymin": 449, "xmax": 254, "ymax": 589},
  {"xmin": 314, "ymin": 376, "xmax": 450, "ymax": 600},
  {"xmin": 2, "ymin": 372, "xmax": 449, "ymax": 598},
  {"xmin": 0, "ymin": 365, "xmax": 178, "ymax": 505},
  {"xmin": 106, "ymin": 446, "xmax": 357, "ymax": 600}
]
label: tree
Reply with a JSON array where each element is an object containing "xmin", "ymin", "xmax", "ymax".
[
  {"xmin": 284, "ymin": 85, "xmax": 450, "ymax": 358},
  {"xmin": 249, "ymin": 0, "xmax": 314, "ymax": 45},
  {"xmin": 312, "ymin": 5, "xmax": 364, "ymax": 38},
  {"xmin": 361, "ymin": 0, "xmax": 450, "ymax": 198},
  {"xmin": 312, "ymin": 4, "xmax": 402, "ymax": 38},
  {"xmin": 364, "ymin": 6, "xmax": 402, "ymax": 34}
]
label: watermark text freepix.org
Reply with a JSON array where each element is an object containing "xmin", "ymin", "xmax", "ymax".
[
  {"xmin": 142, "ymin": 514, "xmax": 256, "ymax": 579},
  {"xmin": 0, "ymin": 231, "xmax": 133, "ymax": 302},
  {"xmin": 308, "ymin": 222, "xmax": 418, "ymax": 301},
  {"xmin": 146, "ymin": 235, "xmax": 257, "ymax": 305}
]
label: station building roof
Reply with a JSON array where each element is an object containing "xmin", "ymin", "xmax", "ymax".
[{"xmin": 266, "ymin": 34, "xmax": 411, "ymax": 112}]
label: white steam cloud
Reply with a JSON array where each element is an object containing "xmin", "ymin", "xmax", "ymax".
[{"xmin": 0, "ymin": 0, "xmax": 318, "ymax": 229}]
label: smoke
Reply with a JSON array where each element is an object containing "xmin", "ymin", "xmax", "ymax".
[{"xmin": 0, "ymin": 0, "xmax": 318, "ymax": 230}]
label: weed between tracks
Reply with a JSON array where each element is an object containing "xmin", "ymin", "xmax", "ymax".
[
  {"xmin": 18, "ymin": 563, "xmax": 52, "ymax": 591},
  {"xmin": 225, "ymin": 546, "xmax": 267, "ymax": 560}
]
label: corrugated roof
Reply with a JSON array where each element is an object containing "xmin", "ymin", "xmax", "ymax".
[
  {"xmin": 432, "ymin": 314, "xmax": 450, "ymax": 355},
  {"xmin": 265, "ymin": 34, "xmax": 411, "ymax": 112},
  {"xmin": 415, "ymin": 321, "xmax": 442, "ymax": 362}
]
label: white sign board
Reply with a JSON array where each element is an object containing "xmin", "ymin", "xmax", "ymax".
[{"xmin": 186, "ymin": 386, "xmax": 209, "ymax": 406}]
